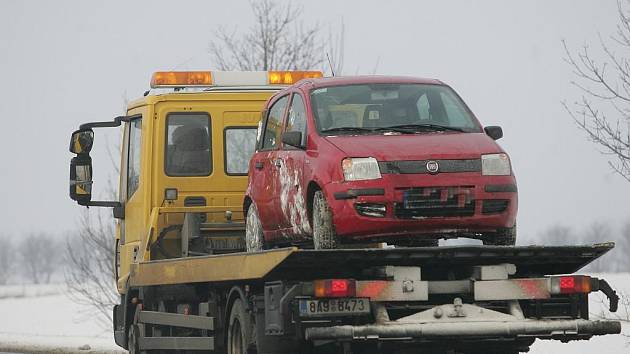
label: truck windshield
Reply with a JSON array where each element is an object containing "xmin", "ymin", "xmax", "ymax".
[{"xmin": 310, "ymin": 84, "xmax": 482, "ymax": 134}]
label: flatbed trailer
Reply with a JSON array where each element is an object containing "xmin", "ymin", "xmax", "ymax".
[{"xmin": 115, "ymin": 243, "xmax": 621, "ymax": 354}]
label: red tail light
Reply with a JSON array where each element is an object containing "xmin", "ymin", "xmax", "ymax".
[
  {"xmin": 551, "ymin": 275, "xmax": 592, "ymax": 294},
  {"xmin": 313, "ymin": 279, "xmax": 357, "ymax": 298}
]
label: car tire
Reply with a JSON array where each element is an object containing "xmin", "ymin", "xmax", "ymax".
[
  {"xmin": 245, "ymin": 204, "xmax": 265, "ymax": 252},
  {"xmin": 312, "ymin": 191, "xmax": 338, "ymax": 249},
  {"xmin": 483, "ymin": 225, "xmax": 517, "ymax": 246},
  {"xmin": 227, "ymin": 299, "xmax": 254, "ymax": 354}
]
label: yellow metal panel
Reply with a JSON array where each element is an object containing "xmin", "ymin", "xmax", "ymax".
[{"xmin": 129, "ymin": 248, "xmax": 297, "ymax": 287}]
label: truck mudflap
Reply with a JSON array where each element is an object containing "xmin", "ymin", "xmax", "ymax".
[{"xmin": 305, "ymin": 302, "xmax": 622, "ymax": 341}]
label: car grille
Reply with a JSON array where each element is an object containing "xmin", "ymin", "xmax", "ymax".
[
  {"xmin": 395, "ymin": 186, "xmax": 475, "ymax": 218},
  {"xmin": 379, "ymin": 159, "xmax": 481, "ymax": 174}
]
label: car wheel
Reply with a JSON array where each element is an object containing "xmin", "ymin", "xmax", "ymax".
[
  {"xmin": 312, "ymin": 191, "xmax": 338, "ymax": 249},
  {"xmin": 245, "ymin": 204, "xmax": 264, "ymax": 252},
  {"xmin": 483, "ymin": 225, "xmax": 517, "ymax": 246},
  {"xmin": 227, "ymin": 299, "xmax": 254, "ymax": 354}
]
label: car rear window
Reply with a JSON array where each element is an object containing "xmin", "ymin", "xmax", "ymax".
[
  {"xmin": 165, "ymin": 113, "xmax": 211, "ymax": 176},
  {"xmin": 225, "ymin": 127, "xmax": 257, "ymax": 175}
]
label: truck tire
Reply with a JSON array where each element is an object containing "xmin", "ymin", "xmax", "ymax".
[
  {"xmin": 227, "ymin": 299, "xmax": 254, "ymax": 354},
  {"xmin": 483, "ymin": 225, "xmax": 517, "ymax": 246},
  {"xmin": 312, "ymin": 191, "xmax": 338, "ymax": 249},
  {"xmin": 245, "ymin": 204, "xmax": 264, "ymax": 252}
]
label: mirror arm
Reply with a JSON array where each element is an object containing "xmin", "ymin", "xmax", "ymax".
[
  {"xmin": 79, "ymin": 115, "xmax": 132, "ymax": 130},
  {"xmin": 85, "ymin": 201, "xmax": 125, "ymax": 219}
]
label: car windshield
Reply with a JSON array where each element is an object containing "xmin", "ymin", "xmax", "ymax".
[{"xmin": 310, "ymin": 83, "xmax": 482, "ymax": 134}]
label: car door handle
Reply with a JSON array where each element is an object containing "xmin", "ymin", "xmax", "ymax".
[{"xmin": 255, "ymin": 161, "xmax": 264, "ymax": 170}]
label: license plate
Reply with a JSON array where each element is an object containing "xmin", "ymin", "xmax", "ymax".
[{"xmin": 299, "ymin": 298, "xmax": 370, "ymax": 317}]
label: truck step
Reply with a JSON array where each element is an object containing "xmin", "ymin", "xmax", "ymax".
[
  {"xmin": 138, "ymin": 310, "xmax": 214, "ymax": 330},
  {"xmin": 139, "ymin": 337, "xmax": 214, "ymax": 351}
]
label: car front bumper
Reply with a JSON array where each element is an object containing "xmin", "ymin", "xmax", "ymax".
[{"xmin": 323, "ymin": 172, "xmax": 517, "ymax": 240}]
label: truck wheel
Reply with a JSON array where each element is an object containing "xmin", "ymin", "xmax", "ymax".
[
  {"xmin": 227, "ymin": 299, "xmax": 253, "ymax": 354},
  {"xmin": 312, "ymin": 191, "xmax": 338, "ymax": 249},
  {"xmin": 245, "ymin": 204, "xmax": 264, "ymax": 252},
  {"xmin": 483, "ymin": 225, "xmax": 517, "ymax": 246}
]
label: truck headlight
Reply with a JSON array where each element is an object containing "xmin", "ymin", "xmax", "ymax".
[
  {"xmin": 481, "ymin": 153, "xmax": 511, "ymax": 176},
  {"xmin": 342, "ymin": 157, "xmax": 382, "ymax": 181}
]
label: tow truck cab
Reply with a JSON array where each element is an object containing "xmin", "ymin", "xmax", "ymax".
[{"xmin": 68, "ymin": 70, "xmax": 323, "ymax": 292}]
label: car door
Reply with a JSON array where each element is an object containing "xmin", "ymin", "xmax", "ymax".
[
  {"xmin": 276, "ymin": 93, "xmax": 311, "ymax": 238},
  {"xmin": 249, "ymin": 95, "xmax": 289, "ymax": 236}
]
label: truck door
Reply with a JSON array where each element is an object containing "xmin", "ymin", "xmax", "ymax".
[
  {"xmin": 276, "ymin": 93, "xmax": 311, "ymax": 238},
  {"xmin": 250, "ymin": 95, "xmax": 289, "ymax": 236},
  {"xmin": 119, "ymin": 114, "xmax": 147, "ymax": 284}
]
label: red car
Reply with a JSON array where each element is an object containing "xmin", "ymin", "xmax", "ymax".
[{"xmin": 244, "ymin": 76, "xmax": 517, "ymax": 251}]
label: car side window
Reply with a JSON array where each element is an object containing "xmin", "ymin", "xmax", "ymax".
[
  {"xmin": 285, "ymin": 94, "xmax": 307, "ymax": 146},
  {"xmin": 261, "ymin": 95, "xmax": 289, "ymax": 150}
]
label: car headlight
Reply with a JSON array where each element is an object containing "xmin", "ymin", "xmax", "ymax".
[
  {"xmin": 481, "ymin": 153, "xmax": 511, "ymax": 176},
  {"xmin": 342, "ymin": 157, "xmax": 382, "ymax": 181}
]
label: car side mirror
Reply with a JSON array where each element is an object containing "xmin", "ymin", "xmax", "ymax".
[
  {"xmin": 281, "ymin": 131, "xmax": 304, "ymax": 148},
  {"xmin": 70, "ymin": 155, "xmax": 93, "ymax": 205},
  {"xmin": 484, "ymin": 126, "xmax": 503, "ymax": 140},
  {"xmin": 69, "ymin": 129, "xmax": 94, "ymax": 154}
]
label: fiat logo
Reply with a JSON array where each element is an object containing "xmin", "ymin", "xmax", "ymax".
[{"xmin": 426, "ymin": 160, "xmax": 439, "ymax": 173}]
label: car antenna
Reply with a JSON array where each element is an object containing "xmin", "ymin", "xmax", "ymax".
[{"xmin": 326, "ymin": 53, "xmax": 335, "ymax": 77}]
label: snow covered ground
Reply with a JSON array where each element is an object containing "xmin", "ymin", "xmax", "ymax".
[
  {"xmin": 0, "ymin": 283, "xmax": 123, "ymax": 353},
  {"xmin": 0, "ymin": 274, "xmax": 628, "ymax": 353}
]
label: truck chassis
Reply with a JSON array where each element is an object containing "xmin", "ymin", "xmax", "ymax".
[{"xmin": 114, "ymin": 243, "xmax": 621, "ymax": 354}]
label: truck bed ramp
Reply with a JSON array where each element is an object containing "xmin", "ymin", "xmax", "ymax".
[{"xmin": 129, "ymin": 243, "xmax": 613, "ymax": 287}]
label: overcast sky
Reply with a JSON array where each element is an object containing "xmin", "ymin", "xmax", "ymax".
[{"xmin": 0, "ymin": 0, "xmax": 627, "ymax": 242}]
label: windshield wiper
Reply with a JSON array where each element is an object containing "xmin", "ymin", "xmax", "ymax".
[
  {"xmin": 320, "ymin": 127, "xmax": 375, "ymax": 134},
  {"xmin": 372, "ymin": 126, "xmax": 416, "ymax": 134},
  {"xmin": 383, "ymin": 124, "xmax": 465, "ymax": 132}
]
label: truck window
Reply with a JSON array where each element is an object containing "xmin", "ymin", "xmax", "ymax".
[
  {"xmin": 225, "ymin": 127, "xmax": 257, "ymax": 175},
  {"xmin": 285, "ymin": 94, "xmax": 307, "ymax": 146},
  {"xmin": 165, "ymin": 113, "xmax": 211, "ymax": 176},
  {"xmin": 261, "ymin": 95, "xmax": 288, "ymax": 150},
  {"xmin": 127, "ymin": 118, "xmax": 142, "ymax": 199}
]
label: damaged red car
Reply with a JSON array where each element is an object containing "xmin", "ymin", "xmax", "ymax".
[{"xmin": 244, "ymin": 76, "xmax": 517, "ymax": 251}]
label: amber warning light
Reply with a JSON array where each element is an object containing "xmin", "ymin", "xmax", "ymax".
[{"xmin": 150, "ymin": 70, "xmax": 323, "ymax": 88}]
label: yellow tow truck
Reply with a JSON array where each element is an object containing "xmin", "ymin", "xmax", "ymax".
[{"xmin": 68, "ymin": 70, "xmax": 621, "ymax": 354}]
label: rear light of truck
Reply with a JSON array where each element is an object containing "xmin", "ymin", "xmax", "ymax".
[
  {"xmin": 550, "ymin": 275, "xmax": 592, "ymax": 294},
  {"xmin": 313, "ymin": 279, "xmax": 357, "ymax": 298}
]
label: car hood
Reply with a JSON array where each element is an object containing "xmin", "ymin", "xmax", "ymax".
[{"xmin": 324, "ymin": 132, "xmax": 503, "ymax": 160}]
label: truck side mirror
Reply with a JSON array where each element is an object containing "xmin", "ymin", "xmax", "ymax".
[
  {"xmin": 69, "ymin": 129, "xmax": 94, "ymax": 154},
  {"xmin": 484, "ymin": 126, "xmax": 503, "ymax": 140},
  {"xmin": 281, "ymin": 131, "xmax": 304, "ymax": 148},
  {"xmin": 70, "ymin": 155, "xmax": 93, "ymax": 205}
]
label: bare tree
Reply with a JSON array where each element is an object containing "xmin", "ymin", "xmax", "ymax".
[
  {"xmin": 0, "ymin": 236, "xmax": 14, "ymax": 285},
  {"xmin": 18, "ymin": 233, "xmax": 59, "ymax": 284},
  {"xmin": 612, "ymin": 219, "xmax": 630, "ymax": 272},
  {"xmin": 581, "ymin": 221, "xmax": 614, "ymax": 272},
  {"xmin": 64, "ymin": 209, "xmax": 118, "ymax": 326},
  {"xmin": 537, "ymin": 224, "xmax": 574, "ymax": 246},
  {"xmin": 563, "ymin": 0, "xmax": 630, "ymax": 181},
  {"xmin": 210, "ymin": 0, "xmax": 344, "ymax": 74}
]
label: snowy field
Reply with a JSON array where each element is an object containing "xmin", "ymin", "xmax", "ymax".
[{"xmin": 0, "ymin": 274, "xmax": 627, "ymax": 353}]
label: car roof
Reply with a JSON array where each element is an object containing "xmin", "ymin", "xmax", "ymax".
[{"xmin": 302, "ymin": 75, "xmax": 445, "ymax": 89}]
